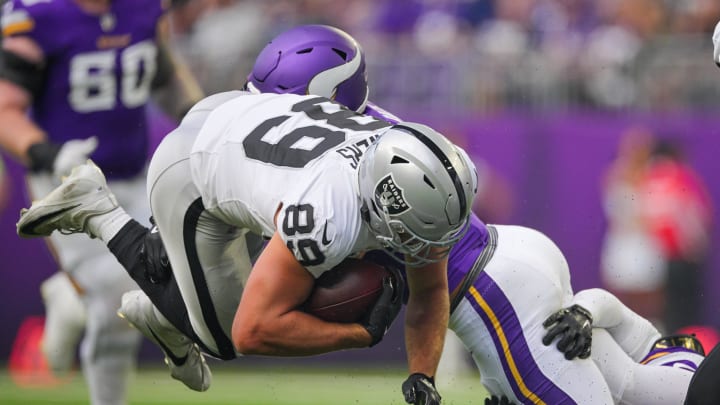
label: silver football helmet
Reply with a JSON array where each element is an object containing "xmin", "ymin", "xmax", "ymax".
[{"xmin": 358, "ymin": 122, "xmax": 478, "ymax": 266}]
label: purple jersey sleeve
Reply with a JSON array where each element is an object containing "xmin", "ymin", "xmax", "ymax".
[{"xmin": 2, "ymin": 0, "xmax": 167, "ymax": 179}]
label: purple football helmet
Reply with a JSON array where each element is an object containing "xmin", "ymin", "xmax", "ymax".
[{"xmin": 246, "ymin": 25, "xmax": 369, "ymax": 112}]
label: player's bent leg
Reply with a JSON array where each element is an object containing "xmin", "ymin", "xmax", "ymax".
[
  {"xmin": 571, "ymin": 288, "xmax": 661, "ymax": 362},
  {"xmin": 118, "ymin": 290, "xmax": 212, "ymax": 392},
  {"xmin": 147, "ymin": 123, "xmax": 246, "ymax": 361},
  {"xmin": 451, "ymin": 225, "xmax": 614, "ymax": 404},
  {"xmin": 26, "ymin": 172, "xmax": 140, "ymax": 404},
  {"xmin": 81, "ymin": 297, "xmax": 140, "ymax": 404},
  {"xmin": 40, "ymin": 272, "xmax": 87, "ymax": 374},
  {"xmin": 70, "ymin": 249, "xmax": 141, "ymax": 405},
  {"xmin": 592, "ymin": 329, "xmax": 693, "ymax": 405}
]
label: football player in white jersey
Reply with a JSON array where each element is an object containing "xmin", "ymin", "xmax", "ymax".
[
  {"xmin": 16, "ymin": 90, "xmax": 478, "ymax": 404},
  {"xmin": 244, "ymin": 25, "xmax": 711, "ymax": 404}
]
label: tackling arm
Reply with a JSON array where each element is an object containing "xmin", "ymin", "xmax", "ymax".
[
  {"xmin": 231, "ymin": 231, "xmax": 372, "ymax": 356},
  {"xmin": 400, "ymin": 252, "xmax": 449, "ymax": 405},
  {"xmin": 151, "ymin": 15, "xmax": 204, "ymax": 121},
  {"xmin": 0, "ymin": 36, "xmax": 46, "ymax": 165},
  {"xmin": 404, "ymin": 253, "xmax": 450, "ymax": 378}
]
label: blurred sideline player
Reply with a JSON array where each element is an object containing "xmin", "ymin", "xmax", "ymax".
[
  {"xmin": 0, "ymin": 0, "xmax": 203, "ymax": 404},
  {"xmin": 245, "ymin": 25, "xmax": 709, "ymax": 404}
]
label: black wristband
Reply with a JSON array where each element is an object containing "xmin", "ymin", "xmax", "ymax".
[{"xmin": 27, "ymin": 141, "xmax": 61, "ymax": 173}]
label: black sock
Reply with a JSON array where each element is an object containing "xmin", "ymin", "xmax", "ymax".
[{"xmin": 107, "ymin": 219, "xmax": 220, "ymax": 357}]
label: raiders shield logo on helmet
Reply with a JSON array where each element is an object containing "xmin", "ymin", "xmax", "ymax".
[{"xmin": 374, "ymin": 174, "xmax": 410, "ymax": 215}]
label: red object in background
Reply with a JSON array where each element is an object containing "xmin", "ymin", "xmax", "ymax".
[
  {"xmin": 677, "ymin": 325, "xmax": 720, "ymax": 354},
  {"xmin": 641, "ymin": 159, "xmax": 713, "ymax": 260},
  {"xmin": 8, "ymin": 316, "xmax": 75, "ymax": 388}
]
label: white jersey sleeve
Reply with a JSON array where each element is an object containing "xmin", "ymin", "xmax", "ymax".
[{"xmin": 189, "ymin": 93, "xmax": 391, "ymax": 277}]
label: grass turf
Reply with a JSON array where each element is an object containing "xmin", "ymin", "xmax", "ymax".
[{"xmin": 1, "ymin": 364, "xmax": 488, "ymax": 404}]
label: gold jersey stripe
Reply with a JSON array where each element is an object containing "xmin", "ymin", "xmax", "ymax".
[{"xmin": 3, "ymin": 20, "xmax": 35, "ymax": 36}]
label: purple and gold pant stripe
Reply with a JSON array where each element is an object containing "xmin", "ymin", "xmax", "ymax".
[{"xmin": 467, "ymin": 272, "xmax": 575, "ymax": 404}]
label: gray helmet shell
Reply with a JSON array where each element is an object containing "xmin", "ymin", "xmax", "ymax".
[{"xmin": 358, "ymin": 122, "xmax": 478, "ymax": 265}]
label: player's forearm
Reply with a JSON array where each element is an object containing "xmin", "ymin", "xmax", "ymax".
[
  {"xmin": 232, "ymin": 310, "xmax": 371, "ymax": 356},
  {"xmin": 0, "ymin": 107, "xmax": 46, "ymax": 165},
  {"xmin": 172, "ymin": 58, "xmax": 204, "ymax": 111},
  {"xmin": 404, "ymin": 285, "xmax": 449, "ymax": 376},
  {"xmin": 151, "ymin": 43, "xmax": 203, "ymax": 120}
]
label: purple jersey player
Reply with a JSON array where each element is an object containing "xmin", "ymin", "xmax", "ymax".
[{"xmin": 0, "ymin": 0, "xmax": 202, "ymax": 404}]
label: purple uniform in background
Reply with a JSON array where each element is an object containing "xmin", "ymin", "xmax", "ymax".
[
  {"xmin": 3, "ymin": 0, "xmax": 165, "ymax": 178},
  {"xmin": 2, "ymin": 1, "xmax": 169, "ymax": 403}
]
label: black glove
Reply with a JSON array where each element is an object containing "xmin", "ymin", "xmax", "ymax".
[
  {"xmin": 360, "ymin": 265, "xmax": 404, "ymax": 347},
  {"xmin": 140, "ymin": 223, "xmax": 172, "ymax": 284},
  {"xmin": 27, "ymin": 141, "xmax": 61, "ymax": 173},
  {"xmin": 542, "ymin": 304, "xmax": 593, "ymax": 360},
  {"xmin": 402, "ymin": 373, "xmax": 441, "ymax": 405},
  {"xmin": 27, "ymin": 137, "xmax": 97, "ymax": 176},
  {"xmin": 485, "ymin": 395, "xmax": 515, "ymax": 405}
]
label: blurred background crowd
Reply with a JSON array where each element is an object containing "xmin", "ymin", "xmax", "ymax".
[
  {"xmin": 168, "ymin": 0, "xmax": 720, "ymax": 111},
  {"xmin": 1, "ymin": 0, "xmax": 719, "ymax": 382}
]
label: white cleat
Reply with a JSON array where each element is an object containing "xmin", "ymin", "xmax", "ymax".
[
  {"xmin": 40, "ymin": 272, "xmax": 87, "ymax": 375},
  {"xmin": 17, "ymin": 160, "xmax": 118, "ymax": 238},
  {"xmin": 118, "ymin": 290, "xmax": 212, "ymax": 392}
]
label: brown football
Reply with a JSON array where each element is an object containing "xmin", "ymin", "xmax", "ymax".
[{"xmin": 303, "ymin": 258, "xmax": 390, "ymax": 323}]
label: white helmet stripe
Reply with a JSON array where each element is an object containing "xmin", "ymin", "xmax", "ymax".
[{"xmin": 307, "ymin": 43, "xmax": 362, "ymax": 103}]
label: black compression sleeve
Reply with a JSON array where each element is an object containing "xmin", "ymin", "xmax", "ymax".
[{"xmin": 0, "ymin": 49, "xmax": 45, "ymax": 97}]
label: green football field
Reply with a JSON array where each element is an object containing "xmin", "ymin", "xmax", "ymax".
[{"xmin": 0, "ymin": 364, "xmax": 488, "ymax": 404}]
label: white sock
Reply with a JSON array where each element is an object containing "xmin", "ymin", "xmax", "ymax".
[{"xmin": 87, "ymin": 207, "xmax": 133, "ymax": 243}]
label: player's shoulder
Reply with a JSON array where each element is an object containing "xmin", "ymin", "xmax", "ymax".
[
  {"xmin": 187, "ymin": 90, "xmax": 250, "ymax": 115},
  {"xmin": 1, "ymin": 0, "xmax": 58, "ymax": 37}
]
